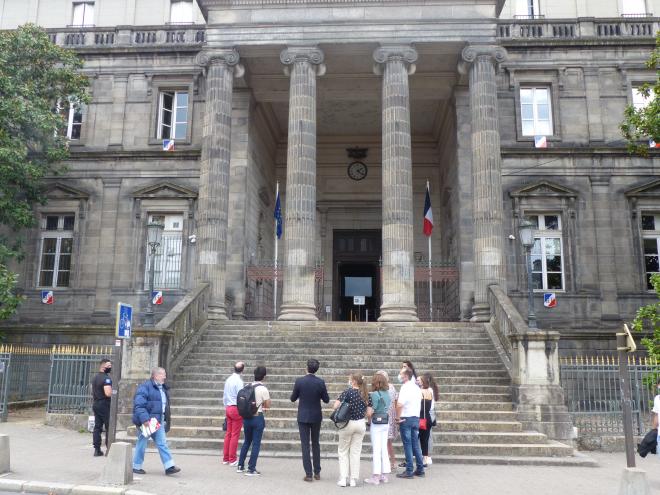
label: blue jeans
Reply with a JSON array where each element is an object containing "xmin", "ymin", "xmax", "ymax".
[
  {"xmin": 399, "ymin": 417, "xmax": 424, "ymax": 475},
  {"xmin": 133, "ymin": 424, "xmax": 174, "ymax": 470},
  {"xmin": 239, "ymin": 414, "xmax": 265, "ymax": 471}
]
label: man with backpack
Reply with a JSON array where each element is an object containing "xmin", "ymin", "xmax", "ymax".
[{"xmin": 236, "ymin": 366, "xmax": 270, "ymax": 476}]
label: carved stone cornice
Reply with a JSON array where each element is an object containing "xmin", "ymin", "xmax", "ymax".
[
  {"xmin": 280, "ymin": 46, "xmax": 325, "ymax": 76},
  {"xmin": 372, "ymin": 45, "xmax": 418, "ymax": 75},
  {"xmin": 458, "ymin": 44, "xmax": 507, "ymax": 75},
  {"xmin": 195, "ymin": 48, "xmax": 245, "ymax": 77}
]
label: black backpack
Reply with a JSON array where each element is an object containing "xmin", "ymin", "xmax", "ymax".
[
  {"xmin": 637, "ymin": 428, "xmax": 658, "ymax": 458},
  {"xmin": 236, "ymin": 383, "xmax": 262, "ymax": 419}
]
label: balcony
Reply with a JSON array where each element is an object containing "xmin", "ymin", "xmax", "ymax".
[
  {"xmin": 46, "ymin": 25, "xmax": 206, "ymax": 49},
  {"xmin": 497, "ymin": 16, "xmax": 658, "ymax": 40}
]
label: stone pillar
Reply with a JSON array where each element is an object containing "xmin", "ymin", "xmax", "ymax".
[
  {"xmin": 460, "ymin": 45, "xmax": 508, "ymax": 322},
  {"xmin": 278, "ymin": 46, "xmax": 325, "ymax": 321},
  {"xmin": 195, "ymin": 48, "xmax": 244, "ymax": 320},
  {"xmin": 373, "ymin": 45, "xmax": 419, "ymax": 322}
]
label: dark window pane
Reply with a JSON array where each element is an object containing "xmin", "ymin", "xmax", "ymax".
[
  {"xmin": 58, "ymin": 254, "xmax": 71, "ymax": 271},
  {"xmin": 531, "ymin": 255, "xmax": 543, "ymax": 272},
  {"xmin": 528, "ymin": 216, "xmax": 539, "ymax": 229},
  {"xmin": 161, "ymin": 125, "xmax": 171, "ymax": 139},
  {"xmin": 42, "ymin": 238, "xmax": 57, "ymax": 254},
  {"xmin": 546, "ymin": 255, "xmax": 562, "ymax": 272},
  {"xmin": 63, "ymin": 216, "xmax": 75, "ymax": 230},
  {"xmin": 56, "ymin": 270, "xmax": 70, "ymax": 287},
  {"xmin": 40, "ymin": 253, "xmax": 55, "ymax": 270},
  {"xmin": 532, "ymin": 273, "xmax": 543, "ymax": 290},
  {"xmin": 46, "ymin": 216, "xmax": 59, "ymax": 230},
  {"xmin": 70, "ymin": 123, "xmax": 81, "ymax": 140},
  {"xmin": 162, "ymin": 92, "xmax": 173, "ymax": 111},
  {"xmin": 547, "ymin": 273, "xmax": 563, "ymax": 290},
  {"xmin": 647, "ymin": 273, "xmax": 656, "ymax": 290},
  {"xmin": 162, "ymin": 108, "xmax": 172, "ymax": 127},
  {"xmin": 643, "ymin": 238, "xmax": 658, "ymax": 254},
  {"xmin": 645, "ymin": 255, "xmax": 659, "ymax": 272},
  {"xmin": 60, "ymin": 238, "xmax": 73, "ymax": 254},
  {"xmin": 544, "ymin": 215, "xmax": 559, "ymax": 230},
  {"xmin": 642, "ymin": 215, "xmax": 655, "ymax": 231},
  {"xmin": 39, "ymin": 270, "xmax": 53, "ymax": 287},
  {"xmin": 72, "ymin": 108, "xmax": 83, "ymax": 124}
]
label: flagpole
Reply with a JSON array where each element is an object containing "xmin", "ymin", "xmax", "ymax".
[
  {"xmin": 427, "ymin": 180, "xmax": 432, "ymax": 322},
  {"xmin": 273, "ymin": 181, "xmax": 279, "ymax": 320}
]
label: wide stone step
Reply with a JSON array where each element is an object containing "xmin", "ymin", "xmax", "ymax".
[
  {"xmin": 436, "ymin": 420, "xmax": 522, "ymax": 432},
  {"xmin": 436, "ymin": 401, "xmax": 513, "ymax": 411},
  {"xmin": 437, "ymin": 392, "xmax": 512, "ymax": 402},
  {"xmin": 188, "ymin": 349, "xmax": 502, "ymax": 358},
  {"xmin": 435, "ymin": 442, "xmax": 574, "ymax": 457},
  {"xmin": 438, "ymin": 431, "xmax": 548, "ymax": 444},
  {"xmin": 198, "ymin": 337, "xmax": 495, "ymax": 346},
  {"xmin": 177, "ymin": 363, "xmax": 509, "ymax": 373}
]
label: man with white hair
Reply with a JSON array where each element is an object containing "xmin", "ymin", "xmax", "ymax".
[{"xmin": 132, "ymin": 367, "xmax": 181, "ymax": 476}]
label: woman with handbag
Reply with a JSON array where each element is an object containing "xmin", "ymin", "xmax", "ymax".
[
  {"xmin": 364, "ymin": 373, "xmax": 392, "ymax": 485},
  {"xmin": 419, "ymin": 373, "xmax": 439, "ymax": 467},
  {"xmin": 333, "ymin": 373, "xmax": 372, "ymax": 487}
]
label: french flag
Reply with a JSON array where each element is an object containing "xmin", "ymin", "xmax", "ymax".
[{"xmin": 423, "ymin": 182, "xmax": 433, "ymax": 237}]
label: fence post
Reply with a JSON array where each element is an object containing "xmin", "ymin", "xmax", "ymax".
[
  {"xmin": 0, "ymin": 356, "xmax": 11, "ymax": 422},
  {"xmin": 617, "ymin": 333, "xmax": 635, "ymax": 468},
  {"xmin": 107, "ymin": 339, "xmax": 123, "ymax": 451}
]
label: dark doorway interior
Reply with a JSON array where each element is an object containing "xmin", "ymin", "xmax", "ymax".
[{"xmin": 333, "ymin": 230, "xmax": 381, "ymax": 321}]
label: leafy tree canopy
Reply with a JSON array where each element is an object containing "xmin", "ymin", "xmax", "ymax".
[{"xmin": 0, "ymin": 24, "xmax": 89, "ymax": 319}]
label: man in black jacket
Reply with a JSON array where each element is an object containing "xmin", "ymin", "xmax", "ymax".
[{"xmin": 290, "ymin": 358, "xmax": 330, "ymax": 482}]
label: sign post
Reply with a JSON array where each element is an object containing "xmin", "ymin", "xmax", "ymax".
[
  {"xmin": 353, "ymin": 296, "xmax": 365, "ymax": 322},
  {"xmin": 107, "ymin": 302, "xmax": 132, "ymax": 452}
]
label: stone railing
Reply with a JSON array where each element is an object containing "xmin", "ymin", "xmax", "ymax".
[
  {"xmin": 156, "ymin": 283, "xmax": 209, "ymax": 372},
  {"xmin": 497, "ymin": 16, "xmax": 658, "ymax": 40},
  {"xmin": 47, "ymin": 25, "xmax": 206, "ymax": 49},
  {"xmin": 486, "ymin": 285, "xmax": 524, "ymax": 361}
]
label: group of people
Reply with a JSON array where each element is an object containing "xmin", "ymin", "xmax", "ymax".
[{"xmin": 222, "ymin": 358, "xmax": 438, "ymax": 486}]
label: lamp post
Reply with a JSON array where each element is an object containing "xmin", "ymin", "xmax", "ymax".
[
  {"xmin": 144, "ymin": 221, "xmax": 164, "ymax": 326},
  {"xmin": 518, "ymin": 218, "xmax": 538, "ymax": 329}
]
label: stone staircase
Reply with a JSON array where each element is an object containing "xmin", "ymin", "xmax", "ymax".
[{"xmin": 121, "ymin": 321, "xmax": 594, "ymax": 465}]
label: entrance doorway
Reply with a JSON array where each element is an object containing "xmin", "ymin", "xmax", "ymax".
[{"xmin": 333, "ymin": 230, "xmax": 381, "ymax": 321}]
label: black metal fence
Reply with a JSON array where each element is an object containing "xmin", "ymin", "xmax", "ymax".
[
  {"xmin": 559, "ymin": 354, "xmax": 658, "ymax": 435},
  {"xmin": 7, "ymin": 346, "xmax": 51, "ymax": 403},
  {"xmin": 47, "ymin": 345, "xmax": 113, "ymax": 414},
  {"xmin": 413, "ymin": 261, "xmax": 460, "ymax": 322}
]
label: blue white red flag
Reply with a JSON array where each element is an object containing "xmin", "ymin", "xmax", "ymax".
[
  {"xmin": 152, "ymin": 290, "xmax": 163, "ymax": 305},
  {"xmin": 162, "ymin": 139, "xmax": 175, "ymax": 152},
  {"xmin": 650, "ymin": 139, "xmax": 658, "ymax": 149},
  {"xmin": 534, "ymin": 136, "xmax": 547, "ymax": 148},
  {"xmin": 274, "ymin": 189, "xmax": 283, "ymax": 239},
  {"xmin": 423, "ymin": 183, "xmax": 433, "ymax": 237},
  {"xmin": 41, "ymin": 290, "xmax": 53, "ymax": 305},
  {"xmin": 543, "ymin": 293, "xmax": 557, "ymax": 308}
]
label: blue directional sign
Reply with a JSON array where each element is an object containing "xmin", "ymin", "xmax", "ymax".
[{"xmin": 115, "ymin": 302, "xmax": 133, "ymax": 339}]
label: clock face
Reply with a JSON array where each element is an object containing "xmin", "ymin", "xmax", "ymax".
[{"xmin": 347, "ymin": 161, "xmax": 368, "ymax": 181}]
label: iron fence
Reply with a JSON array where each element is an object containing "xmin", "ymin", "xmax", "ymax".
[
  {"xmin": 47, "ymin": 345, "xmax": 113, "ymax": 414},
  {"xmin": 413, "ymin": 261, "xmax": 460, "ymax": 322},
  {"xmin": 559, "ymin": 354, "xmax": 659, "ymax": 435},
  {"xmin": 6, "ymin": 346, "xmax": 51, "ymax": 403}
]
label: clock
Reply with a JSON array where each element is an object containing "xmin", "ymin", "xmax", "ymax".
[{"xmin": 347, "ymin": 161, "xmax": 368, "ymax": 181}]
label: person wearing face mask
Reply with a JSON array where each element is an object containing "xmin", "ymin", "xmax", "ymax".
[{"xmin": 91, "ymin": 358, "xmax": 112, "ymax": 457}]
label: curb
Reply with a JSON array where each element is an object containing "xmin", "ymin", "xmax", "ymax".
[{"xmin": 0, "ymin": 478, "xmax": 155, "ymax": 495}]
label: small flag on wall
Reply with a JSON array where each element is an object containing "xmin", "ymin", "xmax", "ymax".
[
  {"xmin": 41, "ymin": 290, "xmax": 54, "ymax": 305},
  {"xmin": 649, "ymin": 139, "xmax": 658, "ymax": 149},
  {"xmin": 534, "ymin": 136, "xmax": 548, "ymax": 148},
  {"xmin": 423, "ymin": 182, "xmax": 433, "ymax": 237},
  {"xmin": 152, "ymin": 291, "xmax": 163, "ymax": 305},
  {"xmin": 162, "ymin": 139, "xmax": 175, "ymax": 152},
  {"xmin": 543, "ymin": 293, "xmax": 557, "ymax": 308}
]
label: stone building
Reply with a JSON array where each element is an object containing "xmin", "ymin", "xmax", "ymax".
[{"xmin": 1, "ymin": 0, "xmax": 659, "ymax": 351}]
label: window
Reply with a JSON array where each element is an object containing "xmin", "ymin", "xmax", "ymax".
[
  {"xmin": 528, "ymin": 214, "xmax": 564, "ymax": 291},
  {"xmin": 622, "ymin": 0, "xmax": 647, "ymax": 16},
  {"xmin": 144, "ymin": 214, "xmax": 183, "ymax": 289},
  {"xmin": 632, "ymin": 86, "xmax": 654, "ymax": 110},
  {"xmin": 157, "ymin": 91, "xmax": 188, "ymax": 140},
  {"xmin": 38, "ymin": 214, "xmax": 75, "ymax": 288},
  {"xmin": 515, "ymin": 0, "xmax": 540, "ymax": 18},
  {"xmin": 642, "ymin": 214, "xmax": 660, "ymax": 289},
  {"xmin": 72, "ymin": 2, "xmax": 94, "ymax": 26},
  {"xmin": 57, "ymin": 99, "xmax": 84, "ymax": 140},
  {"xmin": 520, "ymin": 87, "xmax": 553, "ymax": 136},
  {"xmin": 170, "ymin": 0, "xmax": 194, "ymax": 23}
]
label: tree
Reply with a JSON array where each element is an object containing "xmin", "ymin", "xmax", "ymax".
[
  {"xmin": 633, "ymin": 273, "xmax": 660, "ymax": 368},
  {"xmin": 620, "ymin": 32, "xmax": 660, "ymax": 155},
  {"xmin": 0, "ymin": 24, "xmax": 89, "ymax": 320}
]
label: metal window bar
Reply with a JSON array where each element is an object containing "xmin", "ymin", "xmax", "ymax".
[
  {"xmin": 144, "ymin": 233, "xmax": 182, "ymax": 289},
  {"xmin": 413, "ymin": 260, "xmax": 460, "ymax": 322},
  {"xmin": 47, "ymin": 345, "xmax": 113, "ymax": 414},
  {"xmin": 559, "ymin": 354, "xmax": 658, "ymax": 435}
]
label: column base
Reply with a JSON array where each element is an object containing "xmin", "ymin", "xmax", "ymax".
[
  {"xmin": 470, "ymin": 303, "xmax": 490, "ymax": 322},
  {"xmin": 278, "ymin": 304, "xmax": 318, "ymax": 321},
  {"xmin": 513, "ymin": 384, "xmax": 575, "ymax": 442},
  {"xmin": 208, "ymin": 306, "xmax": 228, "ymax": 321},
  {"xmin": 378, "ymin": 306, "xmax": 419, "ymax": 322}
]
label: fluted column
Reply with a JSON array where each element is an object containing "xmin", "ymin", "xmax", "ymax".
[
  {"xmin": 460, "ymin": 45, "xmax": 508, "ymax": 321},
  {"xmin": 278, "ymin": 46, "xmax": 325, "ymax": 321},
  {"xmin": 373, "ymin": 45, "xmax": 419, "ymax": 322},
  {"xmin": 195, "ymin": 48, "xmax": 244, "ymax": 320}
]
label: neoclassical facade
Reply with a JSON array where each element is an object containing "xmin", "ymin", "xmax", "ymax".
[{"xmin": 2, "ymin": 0, "xmax": 660, "ymax": 350}]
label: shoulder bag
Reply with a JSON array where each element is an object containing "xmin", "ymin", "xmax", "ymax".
[
  {"xmin": 419, "ymin": 396, "xmax": 428, "ymax": 430},
  {"xmin": 330, "ymin": 394, "xmax": 351, "ymax": 429},
  {"xmin": 371, "ymin": 392, "xmax": 389, "ymax": 425}
]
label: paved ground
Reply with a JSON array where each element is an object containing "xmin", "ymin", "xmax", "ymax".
[{"xmin": 1, "ymin": 409, "xmax": 660, "ymax": 495}]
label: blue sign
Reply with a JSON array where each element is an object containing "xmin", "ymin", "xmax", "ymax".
[{"xmin": 115, "ymin": 302, "xmax": 133, "ymax": 339}]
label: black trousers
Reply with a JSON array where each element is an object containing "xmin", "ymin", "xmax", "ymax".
[
  {"xmin": 298, "ymin": 421, "xmax": 322, "ymax": 476},
  {"xmin": 419, "ymin": 426, "xmax": 432, "ymax": 456},
  {"xmin": 93, "ymin": 400, "xmax": 110, "ymax": 450}
]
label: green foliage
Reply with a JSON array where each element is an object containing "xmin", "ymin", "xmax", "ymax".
[
  {"xmin": 0, "ymin": 24, "xmax": 89, "ymax": 319},
  {"xmin": 620, "ymin": 32, "xmax": 660, "ymax": 155},
  {"xmin": 632, "ymin": 274, "xmax": 660, "ymax": 371}
]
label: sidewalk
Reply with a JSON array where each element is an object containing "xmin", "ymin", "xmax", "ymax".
[{"xmin": 1, "ymin": 411, "xmax": 659, "ymax": 495}]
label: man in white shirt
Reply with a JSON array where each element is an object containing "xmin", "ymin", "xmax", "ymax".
[
  {"xmin": 395, "ymin": 368, "xmax": 424, "ymax": 478},
  {"xmin": 222, "ymin": 361, "xmax": 244, "ymax": 466}
]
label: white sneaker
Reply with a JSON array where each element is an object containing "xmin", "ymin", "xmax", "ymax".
[
  {"xmin": 427, "ymin": 457, "xmax": 433, "ymax": 465},
  {"xmin": 337, "ymin": 479, "xmax": 347, "ymax": 487},
  {"xmin": 349, "ymin": 479, "xmax": 357, "ymax": 487},
  {"xmin": 222, "ymin": 461, "xmax": 229, "ymax": 465},
  {"xmin": 230, "ymin": 460, "xmax": 239, "ymax": 467}
]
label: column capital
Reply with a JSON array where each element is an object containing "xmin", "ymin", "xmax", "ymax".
[
  {"xmin": 458, "ymin": 44, "xmax": 507, "ymax": 74},
  {"xmin": 280, "ymin": 46, "xmax": 325, "ymax": 76},
  {"xmin": 372, "ymin": 45, "xmax": 418, "ymax": 75},
  {"xmin": 195, "ymin": 48, "xmax": 244, "ymax": 76}
]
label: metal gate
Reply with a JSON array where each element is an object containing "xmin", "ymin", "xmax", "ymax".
[
  {"xmin": 0, "ymin": 353, "xmax": 10, "ymax": 422},
  {"xmin": 413, "ymin": 260, "xmax": 460, "ymax": 321}
]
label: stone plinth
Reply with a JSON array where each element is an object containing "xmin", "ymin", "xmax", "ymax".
[{"xmin": 100, "ymin": 441, "xmax": 133, "ymax": 485}]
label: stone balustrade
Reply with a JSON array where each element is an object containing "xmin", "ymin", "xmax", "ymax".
[
  {"xmin": 498, "ymin": 16, "xmax": 658, "ymax": 40},
  {"xmin": 46, "ymin": 25, "xmax": 206, "ymax": 48}
]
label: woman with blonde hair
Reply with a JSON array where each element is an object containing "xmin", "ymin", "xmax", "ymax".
[
  {"xmin": 333, "ymin": 373, "xmax": 372, "ymax": 487},
  {"xmin": 365, "ymin": 372, "xmax": 392, "ymax": 485},
  {"xmin": 376, "ymin": 370, "xmax": 399, "ymax": 469}
]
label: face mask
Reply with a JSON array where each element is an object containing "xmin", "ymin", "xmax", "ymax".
[
  {"xmin": 104, "ymin": 367, "xmax": 112, "ymax": 373},
  {"xmin": 397, "ymin": 374, "xmax": 403, "ymax": 383},
  {"xmin": 348, "ymin": 380, "xmax": 352, "ymax": 387}
]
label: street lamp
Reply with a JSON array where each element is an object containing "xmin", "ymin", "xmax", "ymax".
[
  {"xmin": 144, "ymin": 221, "xmax": 164, "ymax": 326},
  {"xmin": 518, "ymin": 218, "xmax": 538, "ymax": 329}
]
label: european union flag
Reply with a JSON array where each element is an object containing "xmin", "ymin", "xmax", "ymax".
[{"xmin": 274, "ymin": 190, "xmax": 282, "ymax": 239}]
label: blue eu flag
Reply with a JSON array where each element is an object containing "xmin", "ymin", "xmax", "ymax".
[{"xmin": 274, "ymin": 191, "xmax": 282, "ymax": 239}]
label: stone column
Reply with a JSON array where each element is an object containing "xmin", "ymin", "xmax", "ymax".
[
  {"xmin": 373, "ymin": 45, "xmax": 419, "ymax": 322},
  {"xmin": 278, "ymin": 46, "xmax": 325, "ymax": 321},
  {"xmin": 460, "ymin": 45, "xmax": 508, "ymax": 321},
  {"xmin": 195, "ymin": 48, "xmax": 244, "ymax": 320}
]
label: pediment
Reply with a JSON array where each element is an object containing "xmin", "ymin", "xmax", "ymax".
[
  {"xmin": 509, "ymin": 180, "xmax": 579, "ymax": 199},
  {"xmin": 625, "ymin": 178, "xmax": 660, "ymax": 198},
  {"xmin": 45, "ymin": 182, "xmax": 89, "ymax": 200},
  {"xmin": 131, "ymin": 182, "xmax": 197, "ymax": 199}
]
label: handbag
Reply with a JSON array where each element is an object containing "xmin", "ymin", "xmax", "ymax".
[
  {"xmin": 330, "ymin": 399, "xmax": 351, "ymax": 429},
  {"xmin": 222, "ymin": 418, "xmax": 227, "ymax": 432},
  {"xmin": 419, "ymin": 397, "xmax": 428, "ymax": 431},
  {"xmin": 371, "ymin": 392, "xmax": 389, "ymax": 425}
]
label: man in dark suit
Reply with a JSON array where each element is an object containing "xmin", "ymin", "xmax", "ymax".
[{"xmin": 290, "ymin": 358, "xmax": 330, "ymax": 482}]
